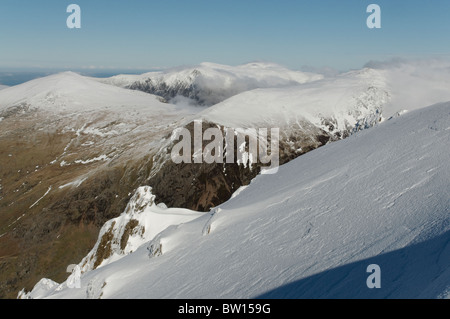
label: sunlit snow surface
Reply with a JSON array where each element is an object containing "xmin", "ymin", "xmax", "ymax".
[{"xmin": 25, "ymin": 101, "xmax": 450, "ymax": 299}]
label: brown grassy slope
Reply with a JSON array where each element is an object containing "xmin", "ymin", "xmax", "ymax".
[{"xmin": 0, "ymin": 112, "xmax": 155, "ymax": 298}]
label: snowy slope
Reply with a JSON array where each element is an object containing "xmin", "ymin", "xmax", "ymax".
[
  {"xmin": 0, "ymin": 71, "xmax": 176, "ymax": 115},
  {"xmin": 0, "ymin": 71, "xmax": 198, "ymax": 168},
  {"xmin": 0, "ymin": 85, "xmax": 8, "ymax": 91},
  {"xmin": 0, "ymin": 71, "xmax": 203, "ymax": 299},
  {"xmin": 368, "ymin": 59, "xmax": 450, "ymax": 114},
  {"xmin": 201, "ymin": 68, "xmax": 388, "ymax": 133},
  {"xmin": 93, "ymin": 73, "xmax": 152, "ymax": 88},
  {"xmin": 78, "ymin": 186, "xmax": 203, "ymax": 273},
  {"xmin": 200, "ymin": 64, "xmax": 450, "ymax": 132},
  {"xmin": 25, "ymin": 101, "xmax": 450, "ymax": 299}
]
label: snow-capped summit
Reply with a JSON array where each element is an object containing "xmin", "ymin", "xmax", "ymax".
[
  {"xmin": 0, "ymin": 71, "xmax": 173, "ymax": 115},
  {"xmin": 100, "ymin": 62, "xmax": 324, "ymax": 106},
  {"xmin": 200, "ymin": 67, "xmax": 388, "ymax": 130},
  {"xmin": 199, "ymin": 62, "xmax": 450, "ymax": 133}
]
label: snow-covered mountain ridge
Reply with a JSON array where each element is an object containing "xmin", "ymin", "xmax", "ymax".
[
  {"xmin": 23, "ymin": 101, "xmax": 450, "ymax": 299},
  {"xmin": 145, "ymin": 62, "xmax": 450, "ymax": 212},
  {"xmin": 2, "ymin": 60, "xmax": 450, "ymax": 299},
  {"xmin": 0, "ymin": 71, "xmax": 199, "ymax": 298},
  {"xmin": 100, "ymin": 62, "xmax": 324, "ymax": 106},
  {"xmin": 0, "ymin": 71, "xmax": 175, "ymax": 114}
]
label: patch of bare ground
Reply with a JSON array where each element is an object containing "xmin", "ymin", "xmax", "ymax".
[{"xmin": 0, "ymin": 112, "xmax": 157, "ymax": 298}]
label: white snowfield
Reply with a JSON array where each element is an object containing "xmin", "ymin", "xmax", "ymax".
[
  {"xmin": 0, "ymin": 85, "xmax": 8, "ymax": 91},
  {"xmin": 24, "ymin": 101, "xmax": 450, "ymax": 299}
]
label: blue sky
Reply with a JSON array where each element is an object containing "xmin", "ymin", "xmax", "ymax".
[{"xmin": 1, "ymin": 0, "xmax": 450, "ymax": 72}]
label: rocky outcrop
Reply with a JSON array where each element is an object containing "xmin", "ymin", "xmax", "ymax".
[
  {"xmin": 128, "ymin": 71, "xmax": 206, "ymax": 105},
  {"xmin": 147, "ymin": 119, "xmax": 346, "ymax": 212}
]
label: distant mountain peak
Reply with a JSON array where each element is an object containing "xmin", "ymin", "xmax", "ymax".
[{"xmin": 126, "ymin": 62, "xmax": 323, "ymax": 106}]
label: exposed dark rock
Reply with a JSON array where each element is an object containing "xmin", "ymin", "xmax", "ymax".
[
  {"xmin": 148, "ymin": 120, "xmax": 338, "ymax": 212},
  {"xmin": 128, "ymin": 76, "xmax": 206, "ymax": 105}
]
